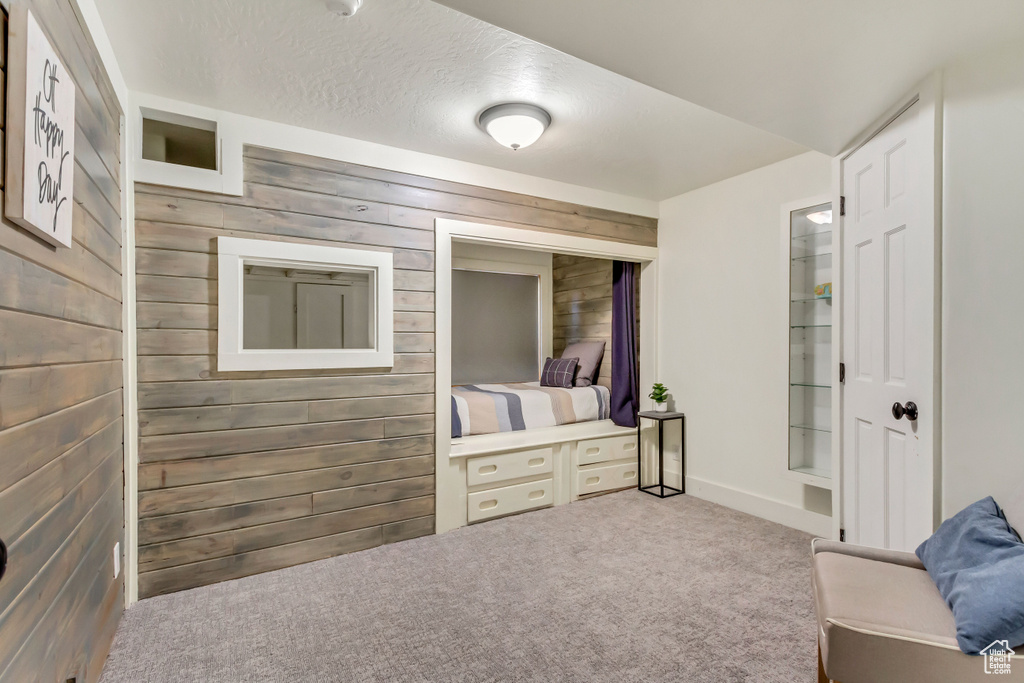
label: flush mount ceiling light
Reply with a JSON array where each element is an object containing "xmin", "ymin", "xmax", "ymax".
[
  {"xmin": 477, "ymin": 103, "xmax": 551, "ymax": 151},
  {"xmin": 807, "ymin": 209, "xmax": 833, "ymax": 225},
  {"xmin": 326, "ymin": 0, "xmax": 362, "ymax": 17}
]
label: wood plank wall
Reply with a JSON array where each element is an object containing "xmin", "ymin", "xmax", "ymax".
[
  {"xmin": 552, "ymin": 256, "xmax": 641, "ymax": 389},
  {"xmin": 134, "ymin": 145, "xmax": 656, "ymax": 597},
  {"xmin": 0, "ymin": 2, "xmax": 124, "ymax": 682}
]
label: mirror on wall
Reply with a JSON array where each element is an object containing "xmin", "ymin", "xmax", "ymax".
[
  {"xmin": 217, "ymin": 236, "xmax": 394, "ymax": 371},
  {"xmin": 242, "ymin": 266, "xmax": 373, "ymax": 350}
]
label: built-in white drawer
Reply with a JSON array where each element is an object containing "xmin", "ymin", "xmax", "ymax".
[
  {"xmin": 467, "ymin": 478, "xmax": 553, "ymax": 523},
  {"xmin": 577, "ymin": 434, "xmax": 638, "ymax": 466},
  {"xmin": 466, "ymin": 447, "xmax": 553, "ymax": 487},
  {"xmin": 576, "ymin": 460, "xmax": 638, "ymax": 496}
]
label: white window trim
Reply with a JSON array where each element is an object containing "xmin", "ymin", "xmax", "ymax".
[
  {"xmin": 132, "ymin": 92, "xmax": 244, "ymax": 196},
  {"xmin": 217, "ymin": 236, "xmax": 394, "ymax": 371}
]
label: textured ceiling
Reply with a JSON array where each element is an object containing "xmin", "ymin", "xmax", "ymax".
[
  {"xmin": 94, "ymin": 0, "xmax": 806, "ymax": 201},
  {"xmin": 434, "ymin": 0, "xmax": 1024, "ymax": 155}
]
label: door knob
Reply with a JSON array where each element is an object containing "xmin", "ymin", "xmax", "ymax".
[{"xmin": 892, "ymin": 401, "xmax": 919, "ymax": 421}]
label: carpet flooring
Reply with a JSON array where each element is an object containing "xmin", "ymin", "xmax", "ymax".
[{"xmin": 100, "ymin": 491, "xmax": 816, "ymax": 682}]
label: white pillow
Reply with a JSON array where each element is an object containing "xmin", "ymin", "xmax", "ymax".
[{"xmin": 560, "ymin": 341, "xmax": 605, "ymax": 387}]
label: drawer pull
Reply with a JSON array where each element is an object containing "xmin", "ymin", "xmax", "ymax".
[
  {"xmin": 478, "ymin": 464, "xmax": 498, "ymax": 475},
  {"xmin": 623, "ymin": 469, "xmax": 637, "ymax": 480},
  {"xmin": 623, "ymin": 441, "xmax": 637, "ymax": 452},
  {"xmin": 529, "ymin": 489, "xmax": 545, "ymax": 500},
  {"xmin": 585, "ymin": 447, "xmax": 600, "ymax": 455},
  {"xmin": 479, "ymin": 499, "xmax": 498, "ymax": 510},
  {"xmin": 586, "ymin": 476, "xmax": 600, "ymax": 486},
  {"xmin": 528, "ymin": 457, "xmax": 545, "ymax": 467}
]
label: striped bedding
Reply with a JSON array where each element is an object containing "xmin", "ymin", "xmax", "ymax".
[{"xmin": 451, "ymin": 382, "xmax": 611, "ymax": 438}]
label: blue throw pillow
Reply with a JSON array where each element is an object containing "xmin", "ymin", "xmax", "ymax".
[{"xmin": 916, "ymin": 497, "xmax": 1024, "ymax": 654}]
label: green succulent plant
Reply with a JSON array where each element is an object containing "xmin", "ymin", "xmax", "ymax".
[{"xmin": 648, "ymin": 382, "xmax": 669, "ymax": 404}]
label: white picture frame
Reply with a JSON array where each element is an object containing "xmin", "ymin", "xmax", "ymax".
[
  {"xmin": 217, "ymin": 236, "xmax": 394, "ymax": 371},
  {"xmin": 5, "ymin": 4, "xmax": 76, "ymax": 248}
]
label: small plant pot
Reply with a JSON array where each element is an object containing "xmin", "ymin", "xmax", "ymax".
[{"xmin": 655, "ymin": 402, "xmax": 668, "ymax": 413}]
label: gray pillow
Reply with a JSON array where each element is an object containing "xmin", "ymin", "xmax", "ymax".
[
  {"xmin": 561, "ymin": 341, "xmax": 605, "ymax": 387},
  {"xmin": 540, "ymin": 357, "xmax": 579, "ymax": 388}
]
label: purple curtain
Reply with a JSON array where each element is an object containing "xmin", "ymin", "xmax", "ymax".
[{"xmin": 610, "ymin": 261, "xmax": 639, "ymax": 428}]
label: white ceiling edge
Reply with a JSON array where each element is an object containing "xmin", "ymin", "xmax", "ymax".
[
  {"xmin": 71, "ymin": 0, "xmax": 652, "ymax": 216},
  {"xmin": 129, "ymin": 92, "xmax": 660, "ymax": 218},
  {"xmin": 78, "ymin": 0, "xmax": 660, "ymax": 218},
  {"xmin": 432, "ymin": 0, "xmax": 1024, "ymax": 156},
  {"xmin": 75, "ymin": 0, "xmax": 128, "ymax": 108}
]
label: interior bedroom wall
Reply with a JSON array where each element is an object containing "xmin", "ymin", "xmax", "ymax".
[
  {"xmin": 940, "ymin": 38, "xmax": 1024, "ymax": 517},
  {"xmin": 0, "ymin": 2, "xmax": 125, "ymax": 681},
  {"xmin": 657, "ymin": 151, "xmax": 833, "ymax": 534},
  {"xmin": 551, "ymin": 255, "xmax": 640, "ymax": 389},
  {"xmin": 133, "ymin": 145, "xmax": 656, "ymax": 597}
]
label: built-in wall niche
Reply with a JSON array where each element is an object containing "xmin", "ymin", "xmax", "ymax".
[
  {"xmin": 217, "ymin": 237, "xmax": 393, "ymax": 371},
  {"xmin": 141, "ymin": 111, "xmax": 217, "ymax": 170},
  {"xmin": 784, "ymin": 200, "xmax": 834, "ymax": 489},
  {"xmin": 133, "ymin": 94, "xmax": 244, "ymax": 195}
]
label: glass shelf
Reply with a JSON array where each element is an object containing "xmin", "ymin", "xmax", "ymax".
[
  {"xmin": 792, "ymin": 230, "xmax": 832, "ymax": 242},
  {"xmin": 790, "ymin": 465, "xmax": 831, "ymax": 480},
  {"xmin": 791, "ymin": 424, "xmax": 831, "ymax": 434},
  {"xmin": 791, "ymin": 252, "xmax": 832, "ymax": 262},
  {"xmin": 788, "ymin": 201, "xmax": 833, "ymax": 488}
]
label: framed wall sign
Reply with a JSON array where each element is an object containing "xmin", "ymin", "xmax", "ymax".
[{"xmin": 5, "ymin": 3, "xmax": 76, "ymax": 248}]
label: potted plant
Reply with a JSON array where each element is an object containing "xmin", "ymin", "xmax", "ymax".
[{"xmin": 649, "ymin": 382, "xmax": 669, "ymax": 412}]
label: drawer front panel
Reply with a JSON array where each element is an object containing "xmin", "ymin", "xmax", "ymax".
[
  {"xmin": 577, "ymin": 434, "xmax": 638, "ymax": 466},
  {"xmin": 466, "ymin": 447, "xmax": 553, "ymax": 487},
  {"xmin": 467, "ymin": 478, "xmax": 553, "ymax": 523},
  {"xmin": 576, "ymin": 460, "xmax": 639, "ymax": 496}
]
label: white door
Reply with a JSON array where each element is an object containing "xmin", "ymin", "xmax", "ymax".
[
  {"xmin": 297, "ymin": 283, "xmax": 345, "ymax": 349},
  {"xmin": 841, "ymin": 99, "xmax": 937, "ymax": 552}
]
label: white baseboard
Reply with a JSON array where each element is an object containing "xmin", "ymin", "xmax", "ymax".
[{"xmin": 683, "ymin": 474, "xmax": 833, "ymax": 537}]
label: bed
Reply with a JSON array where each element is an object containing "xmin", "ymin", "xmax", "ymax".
[{"xmin": 451, "ymin": 382, "xmax": 611, "ymax": 438}]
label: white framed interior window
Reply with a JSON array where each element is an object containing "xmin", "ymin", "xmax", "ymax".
[{"xmin": 217, "ymin": 236, "xmax": 393, "ymax": 371}]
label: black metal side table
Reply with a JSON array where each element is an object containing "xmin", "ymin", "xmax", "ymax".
[{"xmin": 636, "ymin": 410, "xmax": 685, "ymax": 498}]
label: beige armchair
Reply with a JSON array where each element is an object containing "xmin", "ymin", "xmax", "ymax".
[{"xmin": 811, "ymin": 538, "xmax": 1024, "ymax": 682}]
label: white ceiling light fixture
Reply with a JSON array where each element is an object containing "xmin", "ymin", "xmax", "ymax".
[
  {"xmin": 326, "ymin": 0, "xmax": 362, "ymax": 17},
  {"xmin": 807, "ymin": 210, "xmax": 833, "ymax": 225},
  {"xmin": 478, "ymin": 103, "xmax": 551, "ymax": 151}
]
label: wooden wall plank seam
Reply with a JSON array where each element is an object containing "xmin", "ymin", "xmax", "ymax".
[
  {"xmin": 243, "ymin": 145, "xmax": 658, "ymax": 231},
  {"xmin": 138, "ymin": 435, "xmax": 434, "ymax": 489},
  {"xmin": 0, "ymin": 419, "xmax": 122, "ymax": 541},
  {"xmin": 134, "ymin": 145, "xmax": 654, "ymax": 598},
  {"xmin": 138, "ymin": 496, "xmax": 434, "ymax": 573},
  {"xmin": 552, "ymin": 255, "xmax": 614, "ymax": 388},
  {"xmin": 136, "ymin": 456, "xmax": 435, "ymax": 515},
  {"xmin": 0, "ymin": 2, "xmax": 124, "ymax": 681}
]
